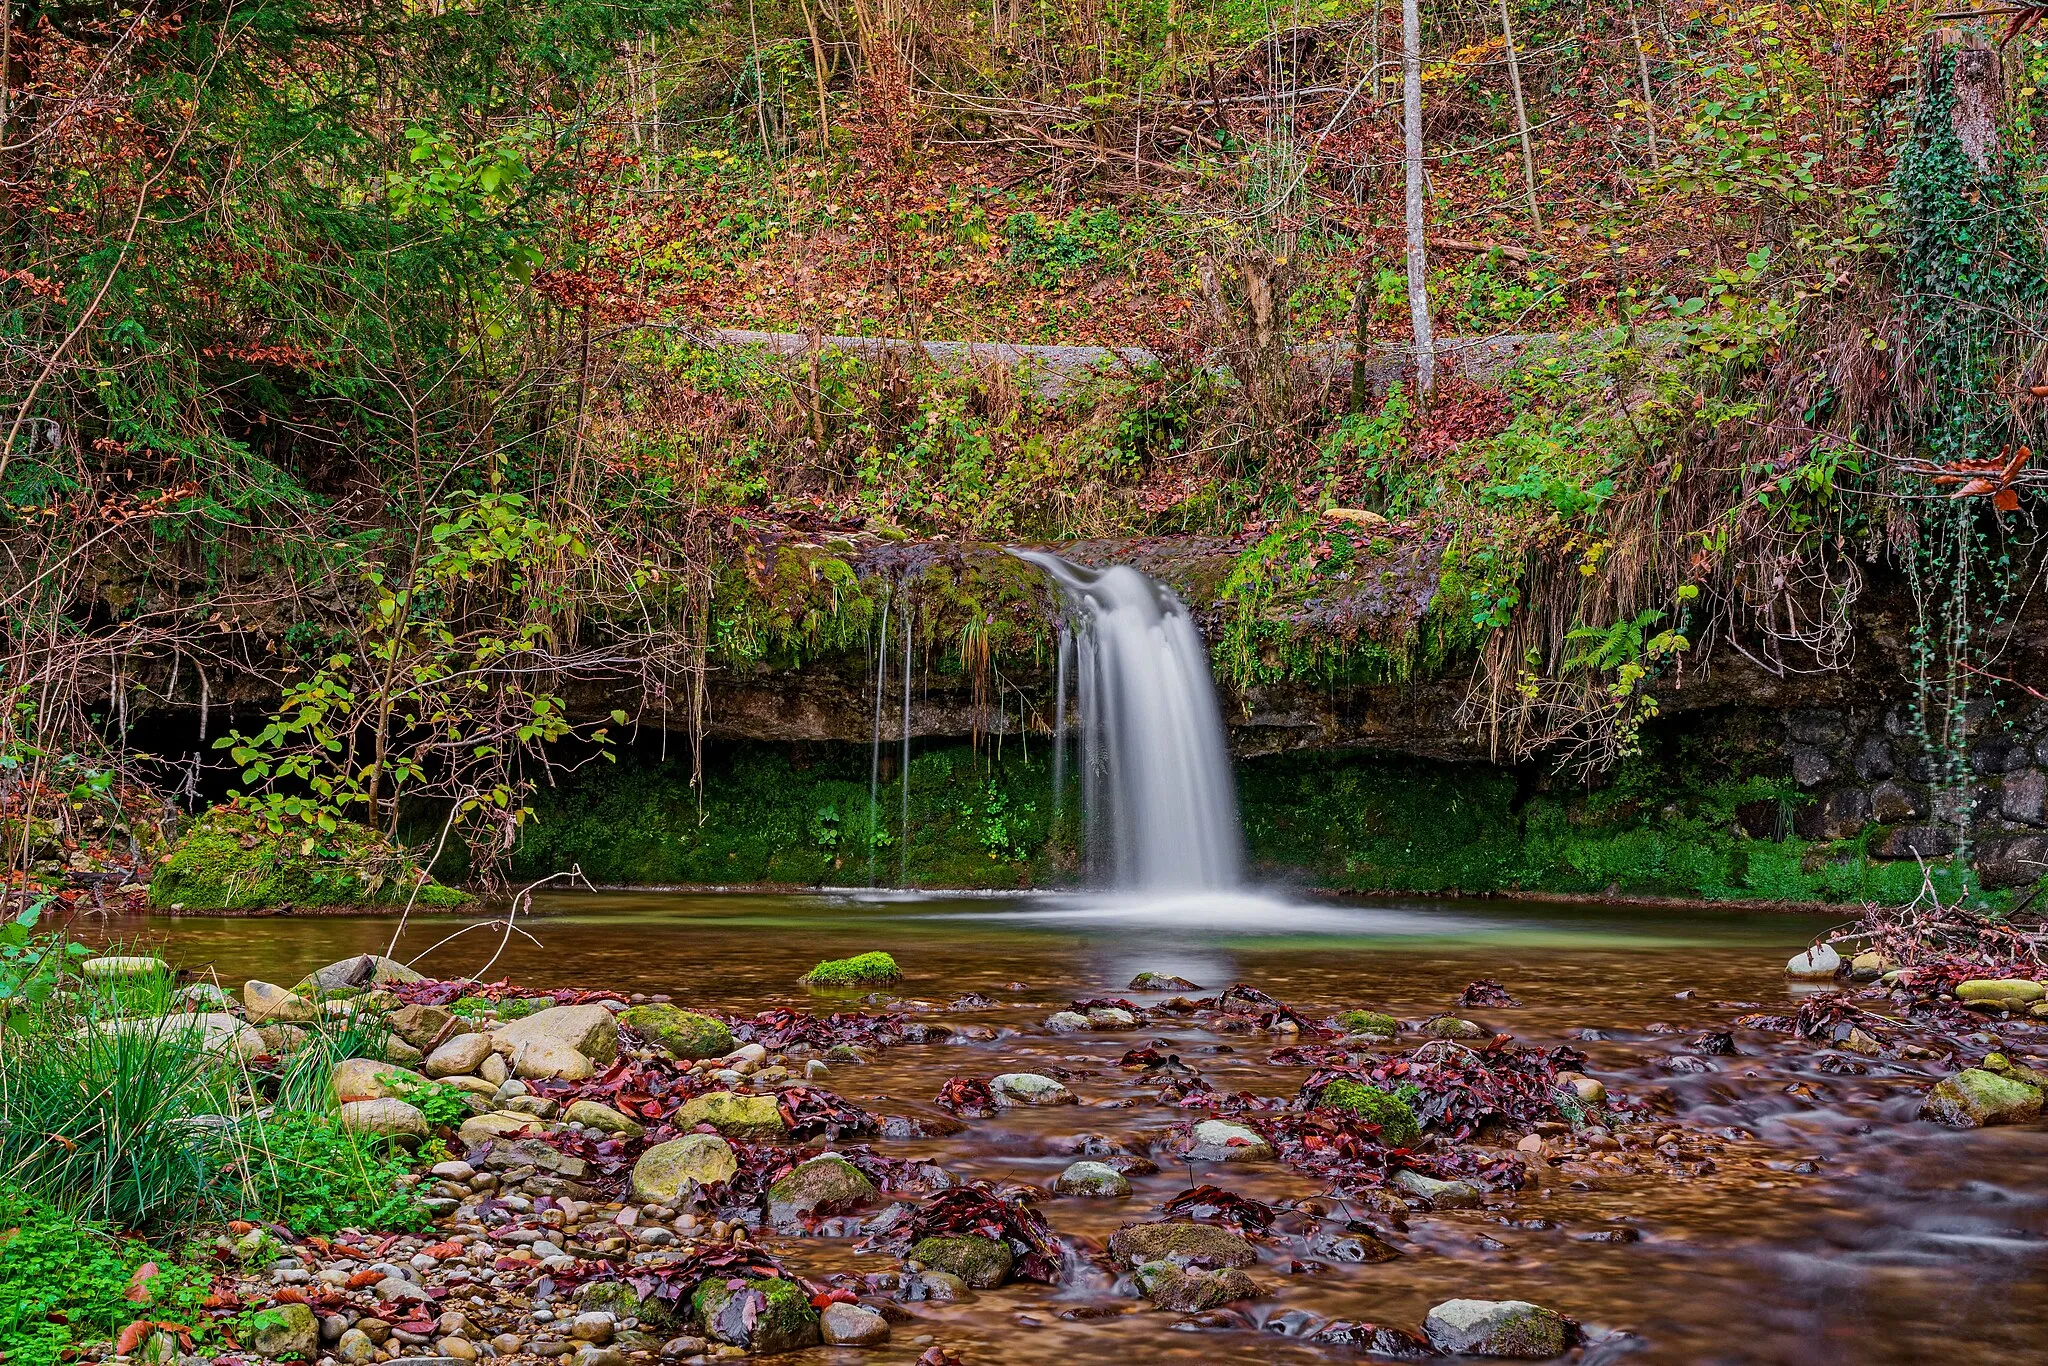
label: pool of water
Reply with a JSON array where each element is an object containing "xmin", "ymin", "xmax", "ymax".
[{"xmin": 97, "ymin": 891, "xmax": 2048, "ymax": 1364}]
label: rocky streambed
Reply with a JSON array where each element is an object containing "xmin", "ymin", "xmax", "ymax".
[{"xmin": 84, "ymin": 893, "xmax": 2048, "ymax": 1365}]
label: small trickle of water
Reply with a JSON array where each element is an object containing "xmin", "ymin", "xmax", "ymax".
[{"xmin": 1016, "ymin": 550, "xmax": 1243, "ymax": 890}]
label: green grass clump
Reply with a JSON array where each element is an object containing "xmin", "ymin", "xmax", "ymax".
[
  {"xmin": 800, "ymin": 951, "xmax": 902, "ymax": 988},
  {"xmin": 1317, "ymin": 1079, "xmax": 1421, "ymax": 1148},
  {"xmin": 1335, "ymin": 1009, "xmax": 1398, "ymax": 1037},
  {"xmin": 0, "ymin": 1187, "xmax": 212, "ymax": 1366},
  {"xmin": 226, "ymin": 1113, "xmax": 431, "ymax": 1233}
]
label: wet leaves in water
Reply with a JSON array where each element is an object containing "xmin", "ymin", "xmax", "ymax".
[
  {"xmin": 934, "ymin": 1077, "xmax": 999, "ymax": 1117},
  {"xmin": 728, "ymin": 1007, "xmax": 911, "ymax": 1051},
  {"xmin": 1161, "ymin": 1184, "xmax": 1276, "ymax": 1231},
  {"xmin": 775, "ymin": 1084, "xmax": 879, "ymax": 1140},
  {"xmin": 1459, "ymin": 978, "xmax": 1521, "ymax": 1008},
  {"xmin": 880, "ymin": 1182, "xmax": 1065, "ymax": 1283}
]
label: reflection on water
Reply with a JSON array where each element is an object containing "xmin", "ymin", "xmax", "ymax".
[{"xmin": 93, "ymin": 891, "xmax": 2048, "ymax": 1365}]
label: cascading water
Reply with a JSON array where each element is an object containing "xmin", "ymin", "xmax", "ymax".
[{"xmin": 1017, "ymin": 551, "xmax": 1243, "ymax": 891}]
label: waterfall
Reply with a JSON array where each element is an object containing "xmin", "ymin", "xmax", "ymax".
[{"xmin": 1017, "ymin": 551, "xmax": 1243, "ymax": 891}]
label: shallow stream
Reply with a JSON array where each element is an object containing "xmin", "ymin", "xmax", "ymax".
[{"xmin": 102, "ymin": 892, "xmax": 2048, "ymax": 1364}]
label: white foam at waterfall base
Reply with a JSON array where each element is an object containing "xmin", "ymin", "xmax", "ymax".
[{"xmin": 1015, "ymin": 549, "xmax": 1244, "ymax": 891}]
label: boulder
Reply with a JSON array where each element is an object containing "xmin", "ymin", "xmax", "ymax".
[
  {"xmin": 1335, "ymin": 1010, "xmax": 1399, "ymax": 1037},
  {"xmin": 766, "ymin": 1154, "xmax": 877, "ymax": 1228},
  {"xmin": 387, "ymin": 1004, "xmax": 455, "ymax": 1050},
  {"xmin": 1423, "ymin": 1299, "xmax": 1572, "ymax": 1359},
  {"xmin": 459, "ymin": 1111, "xmax": 551, "ymax": 1146},
  {"xmin": 1184, "ymin": 1118, "xmax": 1273, "ymax": 1162},
  {"xmin": 1785, "ymin": 945, "xmax": 1841, "ymax": 980},
  {"xmin": 1955, "ymin": 979, "xmax": 2047, "ymax": 1006},
  {"xmin": 339, "ymin": 1098, "xmax": 429, "ymax": 1142},
  {"xmin": 243, "ymin": 979, "xmax": 315, "ymax": 1024},
  {"xmin": 501, "ymin": 1037, "xmax": 595, "ymax": 1082},
  {"xmin": 990, "ymin": 1073, "xmax": 1074, "ymax": 1106},
  {"xmin": 907, "ymin": 1235, "xmax": 1013, "ymax": 1288},
  {"xmin": 332, "ymin": 1058, "xmax": 429, "ymax": 1104},
  {"xmin": 250, "ymin": 1302, "xmax": 321, "ymax": 1360},
  {"xmin": 492, "ymin": 1004, "xmax": 618, "ymax": 1065},
  {"xmin": 1045, "ymin": 1011, "xmax": 1090, "ymax": 1033},
  {"xmin": 426, "ymin": 1033, "xmax": 494, "ymax": 1078},
  {"xmin": 819, "ymin": 1302, "xmax": 890, "ymax": 1347},
  {"xmin": 1106, "ymin": 1221, "xmax": 1257, "ymax": 1270},
  {"xmin": 172, "ymin": 983, "xmax": 232, "ymax": 1010},
  {"xmin": 565, "ymin": 1100, "xmax": 645, "ymax": 1137},
  {"xmin": 1920, "ymin": 1069, "xmax": 2044, "ymax": 1128},
  {"xmin": 691, "ymin": 1277, "xmax": 820, "ymax": 1355},
  {"xmin": 95, "ymin": 1013, "xmax": 263, "ymax": 1060},
  {"xmin": 674, "ymin": 1092, "xmax": 787, "ymax": 1140},
  {"xmin": 630, "ymin": 1134, "xmax": 739, "ymax": 1202},
  {"xmin": 1425, "ymin": 1016, "xmax": 1484, "ymax": 1039},
  {"xmin": 1086, "ymin": 1007, "xmax": 1137, "ymax": 1029},
  {"xmin": 1132, "ymin": 1262, "xmax": 1261, "ymax": 1312},
  {"xmin": 479, "ymin": 1137, "xmax": 590, "ymax": 1179},
  {"xmin": 1052, "ymin": 1160, "xmax": 1131, "ymax": 1197},
  {"xmin": 576, "ymin": 1281, "xmax": 680, "ymax": 1333},
  {"xmin": 81, "ymin": 956, "xmax": 169, "ymax": 981},
  {"xmin": 299, "ymin": 954, "xmax": 423, "ymax": 992},
  {"xmin": 1394, "ymin": 1169, "xmax": 1483, "ymax": 1208},
  {"xmin": 618, "ymin": 1005, "xmax": 733, "ymax": 1060}
]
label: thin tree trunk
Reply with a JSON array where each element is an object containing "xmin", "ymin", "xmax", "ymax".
[
  {"xmin": 1349, "ymin": 271, "xmax": 1373, "ymax": 414},
  {"xmin": 1497, "ymin": 0, "xmax": 1542, "ymax": 241},
  {"xmin": 748, "ymin": 0, "xmax": 774, "ymax": 155},
  {"xmin": 799, "ymin": 0, "xmax": 832, "ymax": 145},
  {"xmin": 1629, "ymin": 4, "xmax": 1659, "ymax": 169},
  {"xmin": 1401, "ymin": 0, "xmax": 1435, "ymax": 396}
]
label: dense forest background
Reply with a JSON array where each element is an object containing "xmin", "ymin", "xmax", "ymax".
[{"xmin": 4, "ymin": 0, "xmax": 2046, "ymax": 899}]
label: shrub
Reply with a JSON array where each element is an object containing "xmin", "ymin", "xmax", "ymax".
[
  {"xmin": 0, "ymin": 1186, "xmax": 211, "ymax": 1366},
  {"xmin": 1317, "ymin": 1079, "xmax": 1422, "ymax": 1148},
  {"xmin": 799, "ymin": 951, "xmax": 901, "ymax": 988},
  {"xmin": 225, "ymin": 1114, "xmax": 430, "ymax": 1234}
]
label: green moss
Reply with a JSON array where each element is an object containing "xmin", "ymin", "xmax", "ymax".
[
  {"xmin": 1335, "ymin": 1010, "xmax": 1398, "ymax": 1037},
  {"xmin": 800, "ymin": 951, "xmax": 901, "ymax": 988},
  {"xmin": 1317, "ymin": 1079, "xmax": 1421, "ymax": 1147},
  {"xmin": 691, "ymin": 1275, "xmax": 820, "ymax": 1354},
  {"xmin": 621, "ymin": 1005, "xmax": 734, "ymax": 1059},
  {"xmin": 149, "ymin": 806, "xmax": 469, "ymax": 911}
]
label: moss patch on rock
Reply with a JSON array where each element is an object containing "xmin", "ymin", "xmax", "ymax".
[
  {"xmin": 691, "ymin": 1275, "xmax": 820, "ymax": 1354},
  {"xmin": 150, "ymin": 806, "xmax": 468, "ymax": 912},
  {"xmin": 908, "ymin": 1234, "xmax": 1013, "ymax": 1288},
  {"xmin": 620, "ymin": 1005, "xmax": 734, "ymax": 1060},
  {"xmin": 800, "ymin": 951, "xmax": 902, "ymax": 988},
  {"xmin": 1317, "ymin": 1079, "xmax": 1421, "ymax": 1147},
  {"xmin": 1335, "ymin": 1009, "xmax": 1398, "ymax": 1037}
]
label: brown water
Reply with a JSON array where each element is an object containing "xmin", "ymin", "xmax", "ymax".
[{"xmin": 103, "ymin": 891, "xmax": 2048, "ymax": 1364}]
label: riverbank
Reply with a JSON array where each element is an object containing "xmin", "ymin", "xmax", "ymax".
[{"xmin": 18, "ymin": 891, "xmax": 2044, "ymax": 1365}]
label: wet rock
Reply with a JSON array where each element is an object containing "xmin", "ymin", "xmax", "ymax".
[
  {"xmin": 767, "ymin": 1153, "xmax": 877, "ymax": 1228},
  {"xmin": 1106, "ymin": 1221, "xmax": 1257, "ymax": 1270},
  {"xmin": 1870, "ymin": 780, "xmax": 1926, "ymax": 824},
  {"xmin": 631, "ymin": 1133, "xmax": 739, "ymax": 1201},
  {"xmin": 1392, "ymin": 1170, "xmax": 1482, "ymax": 1209},
  {"xmin": 1788, "ymin": 745, "xmax": 1832, "ymax": 788},
  {"xmin": 1556, "ymin": 1073, "xmax": 1606, "ymax": 1105},
  {"xmin": 692, "ymin": 1277, "xmax": 821, "ymax": 1354},
  {"xmin": 1955, "ymin": 979, "xmax": 2047, "ymax": 1006},
  {"xmin": 1132, "ymin": 1262, "xmax": 1261, "ymax": 1312},
  {"xmin": 339, "ymin": 1097, "xmax": 430, "ymax": 1142},
  {"xmin": 1852, "ymin": 737, "xmax": 1894, "ymax": 781},
  {"xmin": 908, "ymin": 1235, "xmax": 1013, "ymax": 1288},
  {"xmin": 673, "ymin": 1091, "xmax": 788, "ymax": 1140},
  {"xmin": 1920, "ymin": 1068, "xmax": 2044, "ymax": 1127},
  {"xmin": 618, "ymin": 1005, "xmax": 733, "ymax": 1060},
  {"xmin": 1425, "ymin": 1017, "xmax": 1484, "ymax": 1039},
  {"xmin": 1335, "ymin": 1010, "xmax": 1399, "ymax": 1037},
  {"xmin": 1129, "ymin": 972, "xmax": 1201, "ymax": 991},
  {"xmin": 1784, "ymin": 945, "xmax": 1841, "ymax": 980},
  {"xmin": 1423, "ymin": 1299, "xmax": 1572, "ymax": 1358},
  {"xmin": 300, "ymin": 954, "xmax": 423, "ymax": 992},
  {"xmin": 565, "ymin": 1099, "xmax": 645, "ymax": 1137},
  {"xmin": 896, "ymin": 1270, "xmax": 971, "ymax": 1302},
  {"xmin": 332, "ymin": 1058, "xmax": 430, "ymax": 1104},
  {"xmin": 1848, "ymin": 952, "xmax": 1894, "ymax": 982},
  {"xmin": 1087, "ymin": 1007, "xmax": 1137, "ymax": 1029},
  {"xmin": 991, "ymin": 1073, "xmax": 1075, "ymax": 1106},
  {"xmin": 251, "ymin": 1302, "xmax": 320, "ymax": 1360},
  {"xmin": 2001, "ymin": 769, "xmax": 2047, "ymax": 826},
  {"xmin": 577, "ymin": 1281, "xmax": 680, "ymax": 1332},
  {"xmin": 244, "ymin": 979, "xmax": 316, "ymax": 1023},
  {"xmin": 492, "ymin": 1004, "xmax": 619, "ymax": 1066},
  {"xmin": 1045, "ymin": 1011, "xmax": 1090, "ymax": 1033},
  {"xmin": 426, "ymin": 1033, "xmax": 494, "ymax": 1078},
  {"xmin": 819, "ymin": 1303, "xmax": 891, "ymax": 1346},
  {"xmin": 1052, "ymin": 1161, "xmax": 1131, "ymax": 1197},
  {"xmin": 1184, "ymin": 1118, "xmax": 1273, "ymax": 1162}
]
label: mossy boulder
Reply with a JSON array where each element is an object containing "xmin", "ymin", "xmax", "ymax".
[
  {"xmin": 692, "ymin": 1276, "xmax": 820, "ymax": 1354},
  {"xmin": 766, "ymin": 1153, "xmax": 877, "ymax": 1229},
  {"xmin": 1317, "ymin": 1078, "xmax": 1421, "ymax": 1147},
  {"xmin": 1132, "ymin": 1262, "xmax": 1262, "ymax": 1312},
  {"xmin": 1107, "ymin": 1221, "xmax": 1258, "ymax": 1271},
  {"xmin": 620, "ymin": 1004, "xmax": 734, "ymax": 1060},
  {"xmin": 675, "ymin": 1091, "xmax": 788, "ymax": 1140},
  {"xmin": 907, "ymin": 1234, "xmax": 1013, "ymax": 1288},
  {"xmin": 800, "ymin": 951, "xmax": 902, "ymax": 988},
  {"xmin": 150, "ymin": 806, "xmax": 468, "ymax": 911},
  {"xmin": 631, "ymin": 1133, "xmax": 740, "ymax": 1201},
  {"xmin": 1335, "ymin": 1009, "xmax": 1399, "ymax": 1037},
  {"xmin": 578, "ymin": 1279, "xmax": 682, "ymax": 1332},
  {"xmin": 1423, "ymin": 1299, "xmax": 1572, "ymax": 1358},
  {"xmin": 1920, "ymin": 1068, "xmax": 2044, "ymax": 1127}
]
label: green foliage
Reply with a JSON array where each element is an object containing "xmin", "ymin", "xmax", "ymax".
[
  {"xmin": 0, "ymin": 902, "xmax": 91, "ymax": 1006},
  {"xmin": 800, "ymin": 951, "xmax": 902, "ymax": 988},
  {"xmin": 265, "ymin": 1014, "xmax": 397, "ymax": 1114},
  {"xmin": 1317, "ymin": 1079, "xmax": 1421, "ymax": 1147},
  {"xmin": 0, "ymin": 1188, "xmax": 212, "ymax": 1366},
  {"xmin": 228, "ymin": 1114, "xmax": 431, "ymax": 1235},
  {"xmin": 389, "ymin": 1079, "xmax": 475, "ymax": 1128},
  {"xmin": 1003, "ymin": 209, "xmax": 1126, "ymax": 288},
  {"xmin": 149, "ymin": 806, "xmax": 465, "ymax": 912}
]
